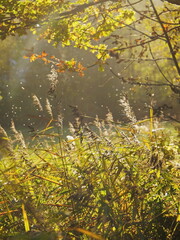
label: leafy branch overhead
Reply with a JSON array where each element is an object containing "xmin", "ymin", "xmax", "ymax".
[
  {"xmin": 0, "ymin": 0, "xmax": 134, "ymax": 42},
  {"xmin": 24, "ymin": 51, "xmax": 86, "ymax": 76},
  {"xmin": 0, "ymin": 0, "xmax": 179, "ymax": 90}
]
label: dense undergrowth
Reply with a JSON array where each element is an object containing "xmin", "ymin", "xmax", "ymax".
[{"xmin": 0, "ymin": 110, "xmax": 179, "ymax": 240}]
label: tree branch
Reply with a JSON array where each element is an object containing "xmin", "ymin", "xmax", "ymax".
[
  {"xmin": 148, "ymin": 43, "xmax": 173, "ymax": 85},
  {"xmin": 56, "ymin": 0, "xmax": 108, "ymax": 20},
  {"xmin": 149, "ymin": 0, "xmax": 180, "ymax": 75},
  {"xmin": 109, "ymin": 67, "xmax": 172, "ymax": 87},
  {"xmin": 163, "ymin": 0, "xmax": 180, "ymax": 5}
]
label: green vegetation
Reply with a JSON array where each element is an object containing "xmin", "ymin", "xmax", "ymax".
[
  {"xmin": 1, "ymin": 0, "xmax": 180, "ymax": 128},
  {"xmin": 0, "ymin": 107, "xmax": 179, "ymax": 239},
  {"xmin": 0, "ymin": 0, "xmax": 180, "ymax": 239}
]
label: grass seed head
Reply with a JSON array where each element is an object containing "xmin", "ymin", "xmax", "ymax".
[
  {"xmin": 32, "ymin": 94, "xmax": 43, "ymax": 111},
  {"xmin": 45, "ymin": 98, "xmax": 53, "ymax": 118},
  {"xmin": 119, "ymin": 94, "xmax": 137, "ymax": 123}
]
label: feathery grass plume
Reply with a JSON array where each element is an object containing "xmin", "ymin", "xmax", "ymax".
[
  {"xmin": 68, "ymin": 122, "xmax": 76, "ymax": 135},
  {"xmin": 45, "ymin": 98, "xmax": 53, "ymax": 118},
  {"xmin": 105, "ymin": 109, "xmax": 114, "ymax": 134},
  {"xmin": 119, "ymin": 94, "xmax": 137, "ymax": 123},
  {"xmin": 0, "ymin": 125, "xmax": 13, "ymax": 157},
  {"xmin": 47, "ymin": 65, "xmax": 58, "ymax": 95},
  {"xmin": 32, "ymin": 94, "xmax": 43, "ymax": 111},
  {"xmin": 56, "ymin": 114, "xmax": 63, "ymax": 129},
  {"xmin": 106, "ymin": 109, "xmax": 114, "ymax": 124},
  {"xmin": 94, "ymin": 115, "xmax": 101, "ymax": 129},
  {"xmin": 10, "ymin": 119, "xmax": 26, "ymax": 148},
  {"xmin": 94, "ymin": 115, "xmax": 103, "ymax": 136}
]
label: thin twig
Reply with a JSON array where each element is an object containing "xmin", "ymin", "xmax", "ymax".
[
  {"xmin": 127, "ymin": 0, "xmax": 159, "ymax": 24},
  {"xmin": 109, "ymin": 67, "xmax": 172, "ymax": 87},
  {"xmin": 149, "ymin": 0, "xmax": 180, "ymax": 75},
  {"xmin": 148, "ymin": 43, "xmax": 173, "ymax": 85}
]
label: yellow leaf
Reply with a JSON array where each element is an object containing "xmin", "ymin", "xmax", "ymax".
[{"xmin": 30, "ymin": 54, "xmax": 37, "ymax": 62}]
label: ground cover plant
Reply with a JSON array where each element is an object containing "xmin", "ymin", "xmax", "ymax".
[
  {"xmin": 1, "ymin": 0, "xmax": 180, "ymax": 124},
  {"xmin": 0, "ymin": 102, "xmax": 179, "ymax": 239}
]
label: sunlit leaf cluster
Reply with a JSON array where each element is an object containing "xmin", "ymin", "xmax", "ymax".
[{"xmin": 24, "ymin": 51, "xmax": 86, "ymax": 76}]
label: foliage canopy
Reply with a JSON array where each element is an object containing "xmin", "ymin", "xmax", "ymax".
[{"xmin": 0, "ymin": 0, "xmax": 179, "ymax": 92}]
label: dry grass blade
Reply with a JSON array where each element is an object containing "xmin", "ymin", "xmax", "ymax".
[
  {"xmin": 32, "ymin": 174, "xmax": 63, "ymax": 186},
  {"xmin": 0, "ymin": 209, "xmax": 18, "ymax": 216},
  {"xmin": 22, "ymin": 203, "xmax": 30, "ymax": 232},
  {"xmin": 71, "ymin": 228, "xmax": 106, "ymax": 240}
]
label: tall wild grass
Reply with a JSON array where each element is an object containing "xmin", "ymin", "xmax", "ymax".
[{"xmin": 0, "ymin": 99, "xmax": 179, "ymax": 240}]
